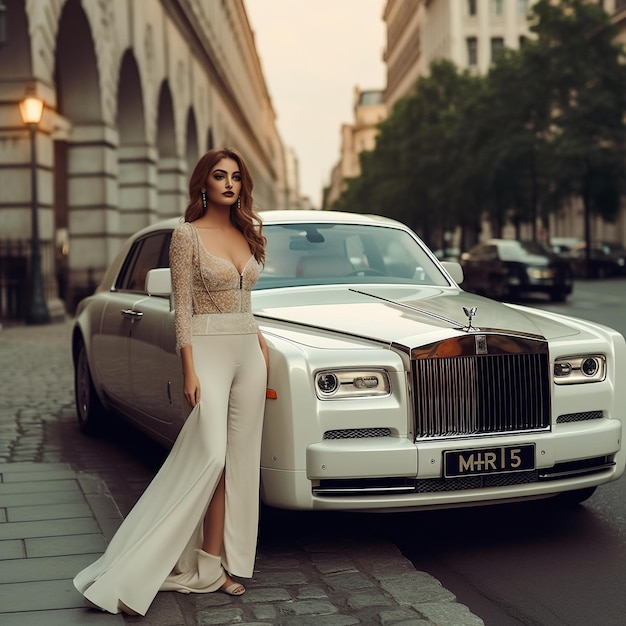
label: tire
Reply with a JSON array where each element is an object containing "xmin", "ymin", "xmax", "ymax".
[
  {"xmin": 552, "ymin": 486, "xmax": 597, "ymax": 506},
  {"xmin": 75, "ymin": 339, "xmax": 106, "ymax": 435}
]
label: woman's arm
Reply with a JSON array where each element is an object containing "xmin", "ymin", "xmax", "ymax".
[
  {"xmin": 170, "ymin": 224, "xmax": 195, "ymax": 352},
  {"xmin": 170, "ymin": 224, "xmax": 200, "ymax": 407}
]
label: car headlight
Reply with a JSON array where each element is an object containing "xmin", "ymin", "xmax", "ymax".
[
  {"xmin": 315, "ymin": 369, "xmax": 391, "ymax": 399},
  {"xmin": 527, "ymin": 268, "xmax": 554, "ymax": 279},
  {"xmin": 553, "ymin": 355, "xmax": 606, "ymax": 385}
]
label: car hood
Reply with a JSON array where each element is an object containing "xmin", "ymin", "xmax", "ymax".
[
  {"xmin": 252, "ymin": 285, "xmax": 580, "ymax": 346},
  {"xmin": 505, "ymin": 255, "xmax": 566, "ymax": 267}
]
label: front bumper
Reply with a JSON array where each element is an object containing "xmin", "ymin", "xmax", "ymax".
[{"xmin": 260, "ymin": 418, "xmax": 623, "ymax": 511}]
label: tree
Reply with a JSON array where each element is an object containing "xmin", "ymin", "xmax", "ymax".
[
  {"xmin": 335, "ymin": 61, "xmax": 481, "ymax": 249},
  {"xmin": 528, "ymin": 0, "xmax": 626, "ymax": 272},
  {"xmin": 479, "ymin": 48, "xmax": 553, "ymax": 241}
]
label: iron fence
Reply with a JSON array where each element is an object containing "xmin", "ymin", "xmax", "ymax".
[{"xmin": 0, "ymin": 239, "xmax": 55, "ymax": 321}]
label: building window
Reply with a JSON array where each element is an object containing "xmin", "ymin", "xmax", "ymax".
[
  {"xmin": 491, "ymin": 37, "xmax": 505, "ymax": 63},
  {"xmin": 490, "ymin": 0, "xmax": 504, "ymax": 16},
  {"xmin": 467, "ymin": 0, "xmax": 477, "ymax": 16},
  {"xmin": 467, "ymin": 37, "xmax": 478, "ymax": 67},
  {"xmin": 518, "ymin": 0, "xmax": 530, "ymax": 15}
]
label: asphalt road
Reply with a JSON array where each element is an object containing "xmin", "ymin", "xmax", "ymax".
[{"xmin": 389, "ymin": 278, "xmax": 626, "ymax": 626}]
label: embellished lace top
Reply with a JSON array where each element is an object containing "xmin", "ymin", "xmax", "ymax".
[{"xmin": 169, "ymin": 221, "xmax": 262, "ymax": 351}]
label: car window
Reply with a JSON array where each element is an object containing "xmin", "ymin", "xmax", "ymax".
[
  {"xmin": 466, "ymin": 244, "xmax": 497, "ymax": 261},
  {"xmin": 497, "ymin": 241, "xmax": 551, "ymax": 261},
  {"xmin": 116, "ymin": 231, "xmax": 172, "ymax": 292},
  {"xmin": 256, "ymin": 223, "xmax": 450, "ymax": 289},
  {"xmin": 496, "ymin": 241, "xmax": 524, "ymax": 260}
]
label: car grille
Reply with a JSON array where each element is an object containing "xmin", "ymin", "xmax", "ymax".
[
  {"xmin": 557, "ymin": 410, "xmax": 603, "ymax": 424},
  {"xmin": 411, "ymin": 333, "xmax": 551, "ymax": 439},
  {"xmin": 323, "ymin": 428, "xmax": 392, "ymax": 440}
]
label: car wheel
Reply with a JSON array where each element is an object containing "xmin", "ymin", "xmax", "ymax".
[
  {"xmin": 553, "ymin": 486, "xmax": 597, "ymax": 506},
  {"xmin": 75, "ymin": 339, "xmax": 106, "ymax": 434}
]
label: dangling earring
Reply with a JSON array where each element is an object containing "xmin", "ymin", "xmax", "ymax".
[
  {"xmin": 237, "ymin": 196, "xmax": 241, "ymax": 210},
  {"xmin": 201, "ymin": 190, "xmax": 207, "ymax": 209}
]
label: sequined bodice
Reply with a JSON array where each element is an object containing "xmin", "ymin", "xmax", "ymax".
[{"xmin": 169, "ymin": 222, "xmax": 262, "ymax": 350}]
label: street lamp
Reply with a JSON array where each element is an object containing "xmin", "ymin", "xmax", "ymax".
[
  {"xmin": 19, "ymin": 95, "xmax": 50, "ymax": 324},
  {"xmin": 0, "ymin": 2, "xmax": 7, "ymax": 50}
]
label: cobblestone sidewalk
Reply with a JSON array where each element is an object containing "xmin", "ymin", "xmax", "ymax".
[{"xmin": 0, "ymin": 320, "xmax": 484, "ymax": 625}]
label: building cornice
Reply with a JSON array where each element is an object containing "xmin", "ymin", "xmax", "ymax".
[{"xmin": 160, "ymin": 0, "xmax": 275, "ymax": 177}]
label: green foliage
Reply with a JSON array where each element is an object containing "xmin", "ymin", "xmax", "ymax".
[
  {"xmin": 529, "ymin": 0, "xmax": 626, "ymax": 221},
  {"xmin": 332, "ymin": 0, "xmax": 626, "ymax": 250}
]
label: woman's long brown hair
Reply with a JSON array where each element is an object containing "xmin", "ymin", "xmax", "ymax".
[{"xmin": 185, "ymin": 147, "xmax": 266, "ymax": 263}]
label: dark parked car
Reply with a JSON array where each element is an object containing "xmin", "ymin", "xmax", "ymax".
[
  {"xmin": 549, "ymin": 237, "xmax": 580, "ymax": 256},
  {"xmin": 565, "ymin": 241, "xmax": 626, "ymax": 278},
  {"xmin": 460, "ymin": 239, "xmax": 573, "ymax": 302}
]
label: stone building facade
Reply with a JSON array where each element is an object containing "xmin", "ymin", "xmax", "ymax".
[
  {"xmin": 0, "ymin": 0, "xmax": 290, "ymax": 320},
  {"xmin": 324, "ymin": 87, "xmax": 386, "ymax": 209},
  {"xmin": 383, "ymin": 0, "xmax": 535, "ymax": 112}
]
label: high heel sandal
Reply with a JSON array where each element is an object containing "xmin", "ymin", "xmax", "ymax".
[{"xmin": 219, "ymin": 577, "xmax": 245, "ymax": 596}]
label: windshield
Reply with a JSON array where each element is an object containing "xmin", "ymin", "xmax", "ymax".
[
  {"xmin": 255, "ymin": 222, "xmax": 451, "ymax": 290},
  {"xmin": 497, "ymin": 240, "xmax": 553, "ymax": 261}
]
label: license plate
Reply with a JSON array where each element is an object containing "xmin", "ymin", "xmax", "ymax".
[{"xmin": 444, "ymin": 444, "xmax": 535, "ymax": 478}]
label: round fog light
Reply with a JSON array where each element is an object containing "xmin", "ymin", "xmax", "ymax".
[
  {"xmin": 317, "ymin": 373, "xmax": 338, "ymax": 394},
  {"xmin": 581, "ymin": 357, "xmax": 599, "ymax": 377}
]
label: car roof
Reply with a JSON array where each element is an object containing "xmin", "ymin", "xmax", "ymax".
[
  {"xmin": 258, "ymin": 209, "xmax": 404, "ymax": 227},
  {"xmin": 129, "ymin": 210, "xmax": 409, "ymax": 239}
]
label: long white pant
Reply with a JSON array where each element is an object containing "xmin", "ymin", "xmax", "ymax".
[
  {"xmin": 74, "ymin": 333, "xmax": 267, "ymax": 615},
  {"xmin": 169, "ymin": 332, "xmax": 267, "ymax": 577}
]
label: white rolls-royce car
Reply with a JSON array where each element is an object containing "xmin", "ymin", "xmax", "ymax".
[{"xmin": 73, "ymin": 210, "xmax": 625, "ymax": 511}]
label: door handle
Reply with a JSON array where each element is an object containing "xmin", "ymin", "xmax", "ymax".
[{"xmin": 121, "ymin": 309, "xmax": 144, "ymax": 319}]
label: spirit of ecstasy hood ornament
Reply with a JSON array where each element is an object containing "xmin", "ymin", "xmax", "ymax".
[{"xmin": 462, "ymin": 306, "xmax": 480, "ymax": 332}]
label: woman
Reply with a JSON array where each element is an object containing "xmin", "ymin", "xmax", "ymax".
[{"xmin": 74, "ymin": 147, "xmax": 268, "ymax": 615}]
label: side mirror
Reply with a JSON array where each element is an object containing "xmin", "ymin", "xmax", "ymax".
[
  {"xmin": 145, "ymin": 268, "xmax": 172, "ymax": 296},
  {"xmin": 442, "ymin": 261, "xmax": 464, "ymax": 285}
]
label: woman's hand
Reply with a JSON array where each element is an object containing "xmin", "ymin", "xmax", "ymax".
[
  {"xmin": 180, "ymin": 345, "xmax": 200, "ymax": 407},
  {"xmin": 183, "ymin": 371, "xmax": 200, "ymax": 407}
]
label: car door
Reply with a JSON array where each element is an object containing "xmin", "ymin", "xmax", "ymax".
[
  {"xmin": 124, "ymin": 230, "xmax": 185, "ymax": 443},
  {"xmin": 95, "ymin": 241, "xmax": 151, "ymax": 404}
]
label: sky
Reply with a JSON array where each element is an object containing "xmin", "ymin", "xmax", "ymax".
[{"xmin": 245, "ymin": 0, "xmax": 387, "ymax": 207}]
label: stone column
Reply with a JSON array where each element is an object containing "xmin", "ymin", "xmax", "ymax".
[
  {"xmin": 157, "ymin": 156, "xmax": 187, "ymax": 219},
  {"xmin": 66, "ymin": 123, "xmax": 119, "ymax": 310},
  {"xmin": 118, "ymin": 144, "xmax": 159, "ymax": 236}
]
